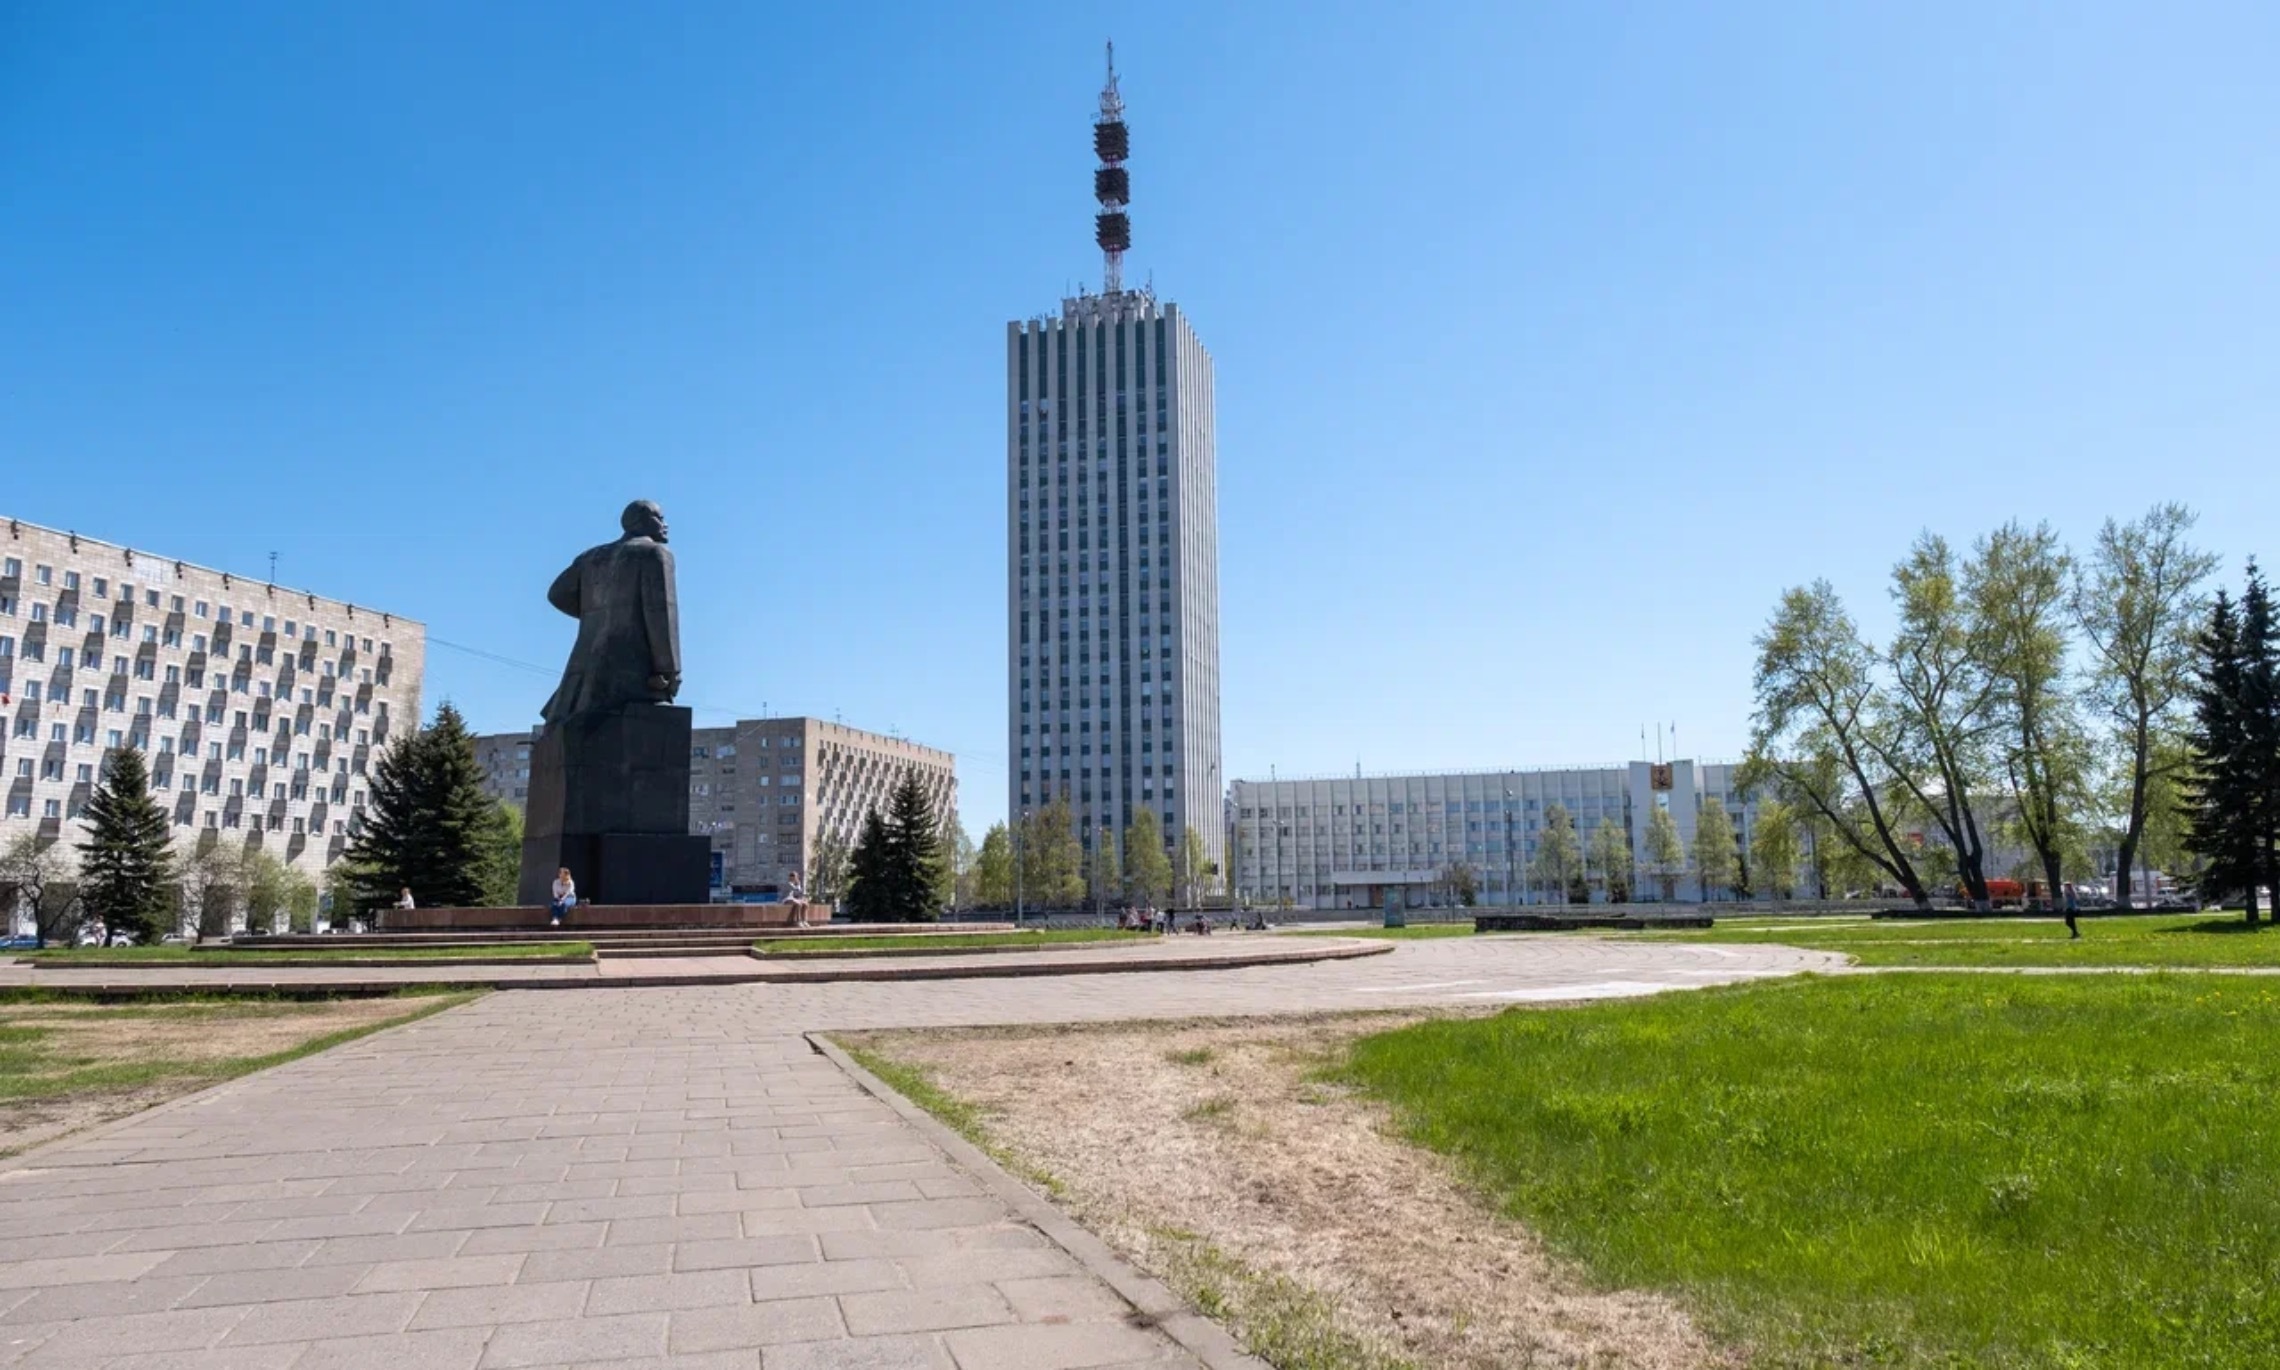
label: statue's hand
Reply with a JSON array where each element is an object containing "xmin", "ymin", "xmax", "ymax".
[{"xmin": 647, "ymin": 673, "xmax": 678, "ymax": 698}]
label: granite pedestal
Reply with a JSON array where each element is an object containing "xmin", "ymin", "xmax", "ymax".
[{"xmin": 516, "ymin": 703, "xmax": 712, "ymax": 906}]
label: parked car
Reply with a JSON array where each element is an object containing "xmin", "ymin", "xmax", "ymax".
[
  {"xmin": 159, "ymin": 933, "xmax": 192, "ymax": 946},
  {"xmin": 0, "ymin": 935, "xmax": 39, "ymax": 951}
]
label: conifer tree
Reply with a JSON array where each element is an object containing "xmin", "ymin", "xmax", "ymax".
[
  {"xmin": 344, "ymin": 703, "xmax": 493, "ymax": 913},
  {"xmin": 843, "ymin": 809, "xmax": 895, "ymax": 923},
  {"xmin": 2240, "ymin": 565, "xmax": 2280, "ymax": 908},
  {"xmin": 2186, "ymin": 583, "xmax": 2273, "ymax": 921},
  {"xmin": 77, "ymin": 748, "xmax": 175, "ymax": 943},
  {"xmin": 882, "ymin": 773, "xmax": 944, "ymax": 922}
]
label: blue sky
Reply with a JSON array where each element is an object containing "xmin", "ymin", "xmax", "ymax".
[{"xmin": 4, "ymin": 2, "xmax": 2275, "ymax": 830}]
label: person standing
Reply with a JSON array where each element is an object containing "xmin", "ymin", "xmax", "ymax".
[
  {"xmin": 550, "ymin": 868, "xmax": 578, "ymax": 927},
  {"xmin": 2063, "ymin": 885, "xmax": 2080, "ymax": 940}
]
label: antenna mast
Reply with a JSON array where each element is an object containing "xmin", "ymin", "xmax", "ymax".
[{"xmin": 1093, "ymin": 41, "xmax": 1130, "ymax": 295}]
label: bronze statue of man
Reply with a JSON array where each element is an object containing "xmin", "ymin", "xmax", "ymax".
[{"xmin": 539, "ymin": 500, "xmax": 682, "ymax": 725}]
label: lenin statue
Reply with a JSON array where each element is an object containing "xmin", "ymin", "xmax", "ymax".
[
  {"xmin": 540, "ymin": 500, "xmax": 682, "ymax": 724},
  {"xmin": 514, "ymin": 500, "xmax": 711, "ymax": 908}
]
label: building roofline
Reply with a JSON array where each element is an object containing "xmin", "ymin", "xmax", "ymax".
[
  {"xmin": 1234, "ymin": 758, "xmax": 1743, "ymax": 785},
  {"xmin": 3, "ymin": 514, "xmax": 427, "ymax": 629}
]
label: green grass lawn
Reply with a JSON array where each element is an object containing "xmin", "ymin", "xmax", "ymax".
[
  {"xmin": 1342, "ymin": 974, "xmax": 2280, "ymax": 1367},
  {"xmin": 1638, "ymin": 912, "xmax": 2280, "ymax": 967},
  {"xmin": 18, "ymin": 942, "xmax": 593, "ymax": 963},
  {"xmin": 756, "ymin": 929, "xmax": 1147, "ymax": 955}
]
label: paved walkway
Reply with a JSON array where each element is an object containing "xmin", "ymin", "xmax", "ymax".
[
  {"xmin": 0, "ymin": 935, "xmax": 1388, "ymax": 994},
  {"xmin": 0, "ymin": 938, "xmax": 1838, "ymax": 1368}
]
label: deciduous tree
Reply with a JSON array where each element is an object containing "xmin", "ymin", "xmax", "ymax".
[
  {"xmin": 1643, "ymin": 805, "xmax": 1686, "ymax": 902},
  {"xmin": 1123, "ymin": 807, "xmax": 1173, "ymax": 907},
  {"xmin": 2073, "ymin": 505, "xmax": 2218, "ymax": 907},
  {"xmin": 1751, "ymin": 799, "xmax": 1802, "ymax": 899},
  {"xmin": 973, "ymin": 823, "xmax": 1014, "ymax": 907},
  {"xmin": 1746, "ymin": 581, "xmax": 1932, "ymax": 906},
  {"xmin": 1531, "ymin": 804, "xmax": 1582, "ymax": 904},
  {"xmin": 1878, "ymin": 534, "xmax": 1998, "ymax": 905},
  {"xmin": 1588, "ymin": 817, "xmax": 1633, "ymax": 904},
  {"xmin": 1021, "ymin": 798, "xmax": 1086, "ymax": 908},
  {"xmin": 1692, "ymin": 801, "xmax": 1739, "ymax": 901},
  {"xmin": 1, "ymin": 834, "xmax": 81, "ymax": 948},
  {"xmin": 1970, "ymin": 522, "xmax": 2088, "ymax": 906}
]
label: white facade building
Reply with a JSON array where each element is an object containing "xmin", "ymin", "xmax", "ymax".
[
  {"xmin": 1231, "ymin": 760, "xmax": 1765, "ymax": 909},
  {"xmin": 0, "ymin": 517, "xmax": 426, "ymax": 902}
]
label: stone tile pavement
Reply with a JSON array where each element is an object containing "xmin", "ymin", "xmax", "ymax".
[{"xmin": 0, "ymin": 938, "xmax": 1840, "ymax": 1367}]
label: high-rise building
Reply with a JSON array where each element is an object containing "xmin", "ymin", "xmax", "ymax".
[
  {"xmin": 0, "ymin": 516, "xmax": 426, "ymax": 888},
  {"xmin": 474, "ymin": 717, "xmax": 955, "ymax": 902},
  {"xmin": 1006, "ymin": 48, "xmax": 1223, "ymax": 885}
]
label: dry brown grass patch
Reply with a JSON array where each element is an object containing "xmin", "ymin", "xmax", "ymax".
[{"xmin": 842, "ymin": 1012, "xmax": 1729, "ymax": 1370}]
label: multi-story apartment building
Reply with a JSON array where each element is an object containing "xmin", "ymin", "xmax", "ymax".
[
  {"xmin": 1007, "ymin": 55, "xmax": 1223, "ymax": 878},
  {"xmin": 0, "ymin": 516, "xmax": 426, "ymax": 883},
  {"xmin": 476, "ymin": 716, "xmax": 954, "ymax": 900},
  {"xmin": 1231, "ymin": 760, "xmax": 1765, "ymax": 909}
]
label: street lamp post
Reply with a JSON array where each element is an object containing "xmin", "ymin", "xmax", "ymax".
[{"xmin": 1014, "ymin": 808, "xmax": 1027, "ymax": 928}]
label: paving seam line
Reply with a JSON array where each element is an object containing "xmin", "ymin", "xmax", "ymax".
[
  {"xmin": 0, "ymin": 991, "xmax": 489, "ymax": 1175},
  {"xmin": 806, "ymin": 1030, "xmax": 1270, "ymax": 1370}
]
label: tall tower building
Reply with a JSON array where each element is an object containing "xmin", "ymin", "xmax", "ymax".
[{"xmin": 1007, "ymin": 45, "xmax": 1223, "ymax": 892}]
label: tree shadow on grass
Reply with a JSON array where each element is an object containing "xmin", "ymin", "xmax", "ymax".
[{"xmin": 2160, "ymin": 918, "xmax": 2271, "ymax": 937}]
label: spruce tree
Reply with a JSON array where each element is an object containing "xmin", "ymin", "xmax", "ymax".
[
  {"xmin": 77, "ymin": 748, "xmax": 177, "ymax": 944},
  {"xmin": 880, "ymin": 775, "xmax": 944, "ymax": 922},
  {"xmin": 344, "ymin": 702, "xmax": 493, "ymax": 913},
  {"xmin": 2240, "ymin": 564, "xmax": 2280, "ymax": 909},
  {"xmin": 2185, "ymin": 588, "xmax": 2261, "ymax": 920},
  {"xmin": 843, "ymin": 809, "xmax": 895, "ymax": 922}
]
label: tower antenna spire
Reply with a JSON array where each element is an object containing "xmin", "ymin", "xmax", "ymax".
[{"xmin": 1093, "ymin": 39, "xmax": 1130, "ymax": 295}]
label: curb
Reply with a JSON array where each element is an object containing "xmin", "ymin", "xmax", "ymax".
[
  {"xmin": 807, "ymin": 1032, "xmax": 1269, "ymax": 1370},
  {"xmin": 5, "ymin": 939, "xmax": 1393, "ymax": 997}
]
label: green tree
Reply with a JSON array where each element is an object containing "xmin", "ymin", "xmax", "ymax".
[
  {"xmin": 286, "ymin": 868, "xmax": 320, "ymax": 932},
  {"xmin": 1173, "ymin": 826, "xmax": 1210, "ymax": 906},
  {"xmin": 238, "ymin": 849, "xmax": 294, "ymax": 934},
  {"xmin": 1021, "ymin": 798, "xmax": 1086, "ymax": 908},
  {"xmin": 847, "ymin": 774, "xmax": 944, "ymax": 923},
  {"xmin": 973, "ymin": 822, "xmax": 1014, "ymax": 907},
  {"xmin": 808, "ymin": 824, "xmax": 853, "ymax": 905},
  {"xmin": 1442, "ymin": 861, "xmax": 1480, "ymax": 907},
  {"xmin": 843, "ymin": 810, "xmax": 896, "ymax": 922},
  {"xmin": 1123, "ymin": 807, "xmax": 1173, "ymax": 906},
  {"xmin": 1752, "ymin": 799, "xmax": 1803, "ymax": 899},
  {"xmin": 2073, "ymin": 505, "xmax": 2219, "ymax": 907},
  {"xmin": 1087, "ymin": 823, "xmax": 1121, "ymax": 913},
  {"xmin": 946, "ymin": 816, "xmax": 976, "ymax": 912},
  {"xmin": 1970, "ymin": 522, "xmax": 2089, "ymax": 906},
  {"xmin": 476, "ymin": 801, "xmax": 524, "ymax": 908},
  {"xmin": 1643, "ymin": 804, "xmax": 1686, "ymax": 902},
  {"xmin": 1692, "ymin": 801, "xmax": 1739, "ymax": 901},
  {"xmin": 77, "ymin": 748, "xmax": 175, "ymax": 944},
  {"xmin": 343, "ymin": 703, "xmax": 493, "ymax": 914},
  {"xmin": 1746, "ymin": 581, "xmax": 1932, "ymax": 906},
  {"xmin": 176, "ymin": 838, "xmax": 243, "ymax": 937},
  {"xmin": 1588, "ymin": 817, "xmax": 1633, "ymax": 904},
  {"xmin": 1532, "ymin": 803, "xmax": 1582, "ymax": 904},
  {"xmin": 1880, "ymin": 533, "xmax": 1999, "ymax": 905},
  {"xmin": 2186, "ymin": 575, "xmax": 2278, "ymax": 920},
  {"xmin": 2, "ymin": 833, "xmax": 82, "ymax": 948}
]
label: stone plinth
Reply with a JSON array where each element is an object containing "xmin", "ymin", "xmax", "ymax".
[
  {"xmin": 387, "ymin": 903, "xmax": 834, "ymax": 932},
  {"xmin": 517, "ymin": 704, "xmax": 712, "ymax": 906}
]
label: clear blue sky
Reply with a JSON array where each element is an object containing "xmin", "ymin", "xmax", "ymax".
[{"xmin": 4, "ymin": 3, "xmax": 2275, "ymax": 830}]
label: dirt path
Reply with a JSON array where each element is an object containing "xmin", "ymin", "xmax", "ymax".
[{"xmin": 846, "ymin": 1013, "xmax": 1727, "ymax": 1370}]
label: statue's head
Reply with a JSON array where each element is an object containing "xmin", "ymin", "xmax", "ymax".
[{"xmin": 621, "ymin": 500, "xmax": 668, "ymax": 544}]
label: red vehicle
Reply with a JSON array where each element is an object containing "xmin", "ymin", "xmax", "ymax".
[{"xmin": 1957, "ymin": 879, "xmax": 2028, "ymax": 908}]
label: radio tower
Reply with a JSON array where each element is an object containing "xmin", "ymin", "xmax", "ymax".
[{"xmin": 1093, "ymin": 41, "xmax": 1130, "ymax": 296}]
